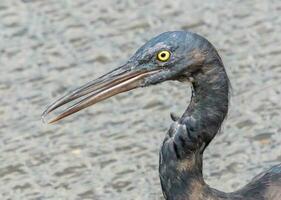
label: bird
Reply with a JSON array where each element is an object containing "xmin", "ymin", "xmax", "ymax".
[{"xmin": 42, "ymin": 31, "xmax": 281, "ymax": 200}]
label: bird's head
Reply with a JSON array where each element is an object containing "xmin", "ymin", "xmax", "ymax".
[{"xmin": 42, "ymin": 31, "xmax": 219, "ymax": 123}]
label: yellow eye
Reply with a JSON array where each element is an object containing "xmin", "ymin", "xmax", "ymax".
[{"xmin": 157, "ymin": 50, "xmax": 171, "ymax": 62}]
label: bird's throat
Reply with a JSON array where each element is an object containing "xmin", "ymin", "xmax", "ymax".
[
  {"xmin": 163, "ymin": 61, "xmax": 231, "ymax": 200},
  {"xmin": 182, "ymin": 61, "xmax": 230, "ymax": 148}
]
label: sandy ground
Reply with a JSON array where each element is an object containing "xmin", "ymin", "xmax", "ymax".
[{"xmin": 0, "ymin": 0, "xmax": 281, "ymax": 199}]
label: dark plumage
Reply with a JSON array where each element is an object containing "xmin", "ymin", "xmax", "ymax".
[{"xmin": 43, "ymin": 31, "xmax": 281, "ymax": 200}]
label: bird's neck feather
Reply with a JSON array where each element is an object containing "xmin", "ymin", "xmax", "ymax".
[
  {"xmin": 167, "ymin": 61, "xmax": 231, "ymax": 200},
  {"xmin": 183, "ymin": 60, "xmax": 230, "ymax": 148}
]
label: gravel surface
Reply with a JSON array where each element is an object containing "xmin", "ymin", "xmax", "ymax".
[{"xmin": 0, "ymin": 0, "xmax": 281, "ymax": 199}]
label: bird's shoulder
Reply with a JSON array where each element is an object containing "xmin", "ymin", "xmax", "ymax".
[{"xmin": 235, "ymin": 164, "xmax": 281, "ymax": 200}]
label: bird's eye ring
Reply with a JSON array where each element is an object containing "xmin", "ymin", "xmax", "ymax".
[{"xmin": 157, "ymin": 50, "xmax": 171, "ymax": 62}]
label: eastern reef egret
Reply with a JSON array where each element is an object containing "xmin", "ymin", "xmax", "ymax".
[{"xmin": 43, "ymin": 31, "xmax": 281, "ymax": 200}]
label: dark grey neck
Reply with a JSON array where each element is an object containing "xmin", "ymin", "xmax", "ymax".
[
  {"xmin": 182, "ymin": 58, "xmax": 230, "ymax": 149},
  {"xmin": 161, "ymin": 60, "xmax": 234, "ymax": 200}
]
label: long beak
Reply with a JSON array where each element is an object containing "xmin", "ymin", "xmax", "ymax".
[{"xmin": 42, "ymin": 64, "xmax": 159, "ymax": 123}]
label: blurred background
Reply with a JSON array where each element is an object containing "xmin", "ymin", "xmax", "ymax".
[{"xmin": 0, "ymin": 0, "xmax": 281, "ymax": 199}]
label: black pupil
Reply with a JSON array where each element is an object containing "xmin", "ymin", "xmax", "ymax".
[{"xmin": 160, "ymin": 53, "xmax": 166, "ymax": 58}]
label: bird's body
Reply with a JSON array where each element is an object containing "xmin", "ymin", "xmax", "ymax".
[{"xmin": 43, "ymin": 31, "xmax": 281, "ymax": 200}]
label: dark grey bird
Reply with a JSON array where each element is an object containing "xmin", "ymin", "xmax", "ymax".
[{"xmin": 42, "ymin": 31, "xmax": 281, "ymax": 200}]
